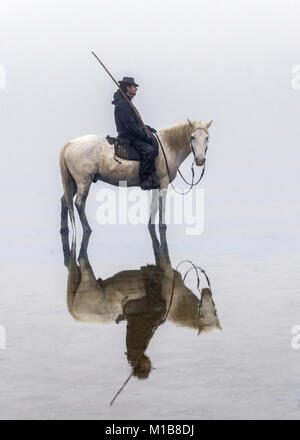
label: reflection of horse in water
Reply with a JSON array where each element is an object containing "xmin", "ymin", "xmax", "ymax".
[{"xmin": 61, "ymin": 226, "xmax": 221, "ymax": 382}]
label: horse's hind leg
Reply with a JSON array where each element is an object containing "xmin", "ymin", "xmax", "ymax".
[
  {"xmin": 60, "ymin": 195, "xmax": 69, "ymax": 234},
  {"xmin": 75, "ymin": 180, "xmax": 92, "ymax": 234},
  {"xmin": 60, "ymin": 176, "xmax": 77, "ymax": 235},
  {"xmin": 60, "ymin": 217, "xmax": 71, "ymax": 267}
]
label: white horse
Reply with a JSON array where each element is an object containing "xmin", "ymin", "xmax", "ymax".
[{"xmin": 59, "ymin": 119, "xmax": 212, "ymax": 234}]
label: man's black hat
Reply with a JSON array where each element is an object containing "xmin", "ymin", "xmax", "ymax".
[{"xmin": 119, "ymin": 76, "xmax": 139, "ymax": 87}]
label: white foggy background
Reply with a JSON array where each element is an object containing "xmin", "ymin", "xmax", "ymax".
[
  {"xmin": 0, "ymin": 0, "xmax": 299, "ymax": 260},
  {"xmin": 0, "ymin": 0, "xmax": 300, "ymax": 420}
]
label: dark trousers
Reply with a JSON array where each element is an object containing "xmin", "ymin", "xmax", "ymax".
[{"xmin": 132, "ymin": 139, "xmax": 156, "ymax": 180}]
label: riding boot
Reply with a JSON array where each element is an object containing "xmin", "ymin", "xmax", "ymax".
[{"xmin": 141, "ymin": 175, "xmax": 153, "ymax": 191}]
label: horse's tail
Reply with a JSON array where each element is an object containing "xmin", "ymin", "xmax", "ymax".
[{"xmin": 59, "ymin": 142, "xmax": 76, "ymax": 232}]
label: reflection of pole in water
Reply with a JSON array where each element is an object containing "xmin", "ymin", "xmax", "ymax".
[
  {"xmin": 110, "ymin": 256, "xmax": 221, "ymax": 405},
  {"xmin": 111, "ymin": 267, "xmax": 167, "ymax": 405}
]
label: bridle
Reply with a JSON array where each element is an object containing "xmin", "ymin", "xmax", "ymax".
[
  {"xmin": 189, "ymin": 127, "xmax": 209, "ymax": 161},
  {"xmin": 161, "ymin": 259, "xmax": 212, "ymax": 326},
  {"xmin": 154, "ymin": 126, "xmax": 209, "ymax": 195},
  {"xmin": 181, "ymin": 126, "xmax": 209, "ymax": 183}
]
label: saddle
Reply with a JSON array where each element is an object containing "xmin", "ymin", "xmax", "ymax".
[{"xmin": 106, "ymin": 133, "xmax": 159, "ymax": 162}]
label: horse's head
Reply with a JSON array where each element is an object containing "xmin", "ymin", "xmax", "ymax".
[
  {"xmin": 187, "ymin": 119, "xmax": 213, "ymax": 166},
  {"xmin": 198, "ymin": 288, "xmax": 222, "ymax": 334}
]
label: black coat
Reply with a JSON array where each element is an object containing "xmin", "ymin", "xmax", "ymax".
[{"xmin": 112, "ymin": 90, "xmax": 151, "ymax": 142}]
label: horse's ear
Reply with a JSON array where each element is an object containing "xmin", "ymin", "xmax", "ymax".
[
  {"xmin": 206, "ymin": 120, "xmax": 213, "ymax": 129},
  {"xmin": 187, "ymin": 118, "xmax": 193, "ymax": 129}
]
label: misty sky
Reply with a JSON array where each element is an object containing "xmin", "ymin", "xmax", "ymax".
[{"xmin": 0, "ymin": 0, "xmax": 300, "ymax": 261}]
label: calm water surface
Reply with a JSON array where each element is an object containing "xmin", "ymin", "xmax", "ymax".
[{"xmin": 1, "ymin": 214, "xmax": 299, "ymax": 420}]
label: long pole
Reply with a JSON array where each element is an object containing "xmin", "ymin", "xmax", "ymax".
[{"xmin": 91, "ymin": 51, "xmax": 150, "ymax": 137}]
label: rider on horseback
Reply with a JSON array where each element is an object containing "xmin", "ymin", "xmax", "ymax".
[{"xmin": 112, "ymin": 77, "xmax": 160, "ymax": 190}]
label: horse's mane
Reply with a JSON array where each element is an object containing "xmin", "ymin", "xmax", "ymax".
[
  {"xmin": 160, "ymin": 120, "xmax": 206, "ymax": 150},
  {"xmin": 160, "ymin": 122, "xmax": 191, "ymax": 150}
]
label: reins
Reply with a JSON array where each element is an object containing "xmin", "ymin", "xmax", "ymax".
[{"xmin": 161, "ymin": 259, "xmax": 211, "ymax": 326}]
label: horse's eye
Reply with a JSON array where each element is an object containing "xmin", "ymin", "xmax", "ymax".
[{"xmin": 191, "ymin": 135, "xmax": 195, "ymax": 141}]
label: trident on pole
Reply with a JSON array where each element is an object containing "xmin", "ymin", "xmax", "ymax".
[{"xmin": 91, "ymin": 51, "xmax": 150, "ymax": 138}]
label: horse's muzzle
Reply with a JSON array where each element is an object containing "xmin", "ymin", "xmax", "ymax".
[{"xmin": 196, "ymin": 157, "xmax": 206, "ymax": 166}]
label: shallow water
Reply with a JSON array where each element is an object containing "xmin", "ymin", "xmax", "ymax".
[{"xmin": 1, "ymin": 216, "xmax": 299, "ymax": 420}]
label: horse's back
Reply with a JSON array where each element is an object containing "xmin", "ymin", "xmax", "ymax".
[
  {"xmin": 62, "ymin": 133, "xmax": 141, "ymax": 187},
  {"xmin": 69, "ymin": 134, "xmax": 108, "ymax": 151},
  {"xmin": 64, "ymin": 134, "xmax": 113, "ymax": 176}
]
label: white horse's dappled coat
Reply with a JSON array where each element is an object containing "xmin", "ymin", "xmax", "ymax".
[{"xmin": 59, "ymin": 119, "xmax": 212, "ymax": 234}]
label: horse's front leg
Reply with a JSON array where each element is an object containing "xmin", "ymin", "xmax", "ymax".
[
  {"xmin": 159, "ymin": 185, "xmax": 168, "ymax": 234},
  {"xmin": 158, "ymin": 185, "xmax": 172, "ymax": 269},
  {"xmin": 148, "ymin": 190, "xmax": 160, "ymax": 265},
  {"xmin": 148, "ymin": 188, "xmax": 159, "ymax": 228}
]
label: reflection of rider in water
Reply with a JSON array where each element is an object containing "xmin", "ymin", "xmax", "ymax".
[{"xmin": 116, "ymin": 265, "xmax": 166, "ymax": 379}]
